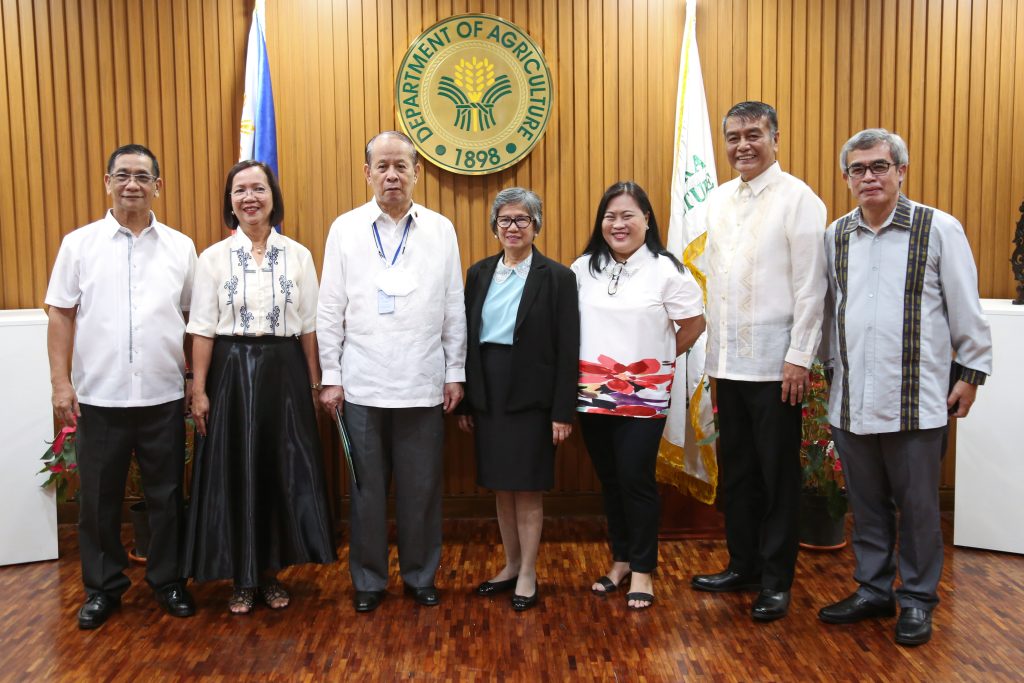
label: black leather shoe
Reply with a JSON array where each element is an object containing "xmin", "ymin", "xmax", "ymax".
[
  {"xmin": 353, "ymin": 590, "xmax": 385, "ymax": 613},
  {"xmin": 511, "ymin": 586, "xmax": 539, "ymax": 611},
  {"xmin": 78, "ymin": 594, "xmax": 120, "ymax": 630},
  {"xmin": 404, "ymin": 584, "xmax": 440, "ymax": 606},
  {"xmin": 751, "ymin": 589, "xmax": 791, "ymax": 622},
  {"xmin": 818, "ymin": 592, "xmax": 896, "ymax": 624},
  {"xmin": 154, "ymin": 583, "xmax": 196, "ymax": 618},
  {"xmin": 895, "ymin": 607, "xmax": 932, "ymax": 646},
  {"xmin": 691, "ymin": 570, "xmax": 761, "ymax": 593},
  {"xmin": 475, "ymin": 576, "xmax": 518, "ymax": 596}
]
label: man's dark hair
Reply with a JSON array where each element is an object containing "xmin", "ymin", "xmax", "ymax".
[
  {"xmin": 722, "ymin": 101, "xmax": 779, "ymax": 136},
  {"xmin": 222, "ymin": 160, "xmax": 285, "ymax": 229},
  {"xmin": 107, "ymin": 144, "xmax": 160, "ymax": 178}
]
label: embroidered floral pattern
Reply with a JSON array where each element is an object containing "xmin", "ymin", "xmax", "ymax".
[
  {"xmin": 278, "ymin": 275, "xmax": 293, "ymax": 304},
  {"xmin": 578, "ymin": 354, "xmax": 676, "ymax": 417},
  {"xmin": 239, "ymin": 304, "xmax": 254, "ymax": 331},
  {"xmin": 236, "ymin": 249, "xmax": 251, "ymax": 269},
  {"xmin": 224, "ymin": 276, "xmax": 239, "ymax": 306},
  {"xmin": 266, "ymin": 305, "xmax": 281, "ymax": 330},
  {"xmin": 266, "ymin": 246, "xmax": 281, "ymax": 267}
]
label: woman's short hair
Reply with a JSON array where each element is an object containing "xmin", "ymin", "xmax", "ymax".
[
  {"xmin": 839, "ymin": 128, "xmax": 910, "ymax": 172},
  {"xmin": 580, "ymin": 181, "xmax": 684, "ymax": 276},
  {"xmin": 222, "ymin": 160, "xmax": 285, "ymax": 229},
  {"xmin": 489, "ymin": 187, "xmax": 543, "ymax": 235}
]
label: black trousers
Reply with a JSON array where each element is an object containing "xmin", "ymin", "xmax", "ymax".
[
  {"xmin": 579, "ymin": 413, "xmax": 667, "ymax": 573},
  {"xmin": 716, "ymin": 379, "xmax": 802, "ymax": 591},
  {"xmin": 76, "ymin": 400, "xmax": 186, "ymax": 597}
]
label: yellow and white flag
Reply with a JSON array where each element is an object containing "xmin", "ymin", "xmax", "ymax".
[{"xmin": 656, "ymin": 0, "xmax": 719, "ymax": 504}]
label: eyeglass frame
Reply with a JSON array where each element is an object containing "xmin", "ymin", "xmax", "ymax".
[
  {"xmin": 607, "ymin": 261, "xmax": 624, "ymax": 296},
  {"xmin": 108, "ymin": 172, "xmax": 159, "ymax": 186},
  {"xmin": 495, "ymin": 215, "xmax": 534, "ymax": 230},
  {"xmin": 231, "ymin": 186, "xmax": 271, "ymax": 198},
  {"xmin": 844, "ymin": 159, "xmax": 901, "ymax": 179}
]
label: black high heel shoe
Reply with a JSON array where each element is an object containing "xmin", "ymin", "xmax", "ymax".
[
  {"xmin": 511, "ymin": 585, "xmax": 539, "ymax": 611},
  {"xmin": 475, "ymin": 576, "xmax": 519, "ymax": 596}
]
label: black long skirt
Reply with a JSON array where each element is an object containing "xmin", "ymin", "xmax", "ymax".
[
  {"xmin": 474, "ymin": 343, "xmax": 555, "ymax": 491},
  {"xmin": 184, "ymin": 335, "xmax": 336, "ymax": 586}
]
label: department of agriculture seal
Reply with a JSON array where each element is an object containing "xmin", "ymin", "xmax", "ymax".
[{"xmin": 395, "ymin": 14, "xmax": 554, "ymax": 175}]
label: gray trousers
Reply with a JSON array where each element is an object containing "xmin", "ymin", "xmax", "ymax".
[
  {"xmin": 832, "ymin": 426, "xmax": 946, "ymax": 611},
  {"xmin": 343, "ymin": 401, "xmax": 444, "ymax": 592}
]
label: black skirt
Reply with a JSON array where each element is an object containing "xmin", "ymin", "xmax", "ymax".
[
  {"xmin": 184, "ymin": 335, "xmax": 336, "ymax": 585},
  {"xmin": 474, "ymin": 344, "xmax": 556, "ymax": 491}
]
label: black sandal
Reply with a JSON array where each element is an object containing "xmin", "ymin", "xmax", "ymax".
[
  {"xmin": 259, "ymin": 579, "xmax": 290, "ymax": 609},
  {"xmin": 228, "ymin": 586, "xmax": 256, "ymax": 615},
  {"xmin": 591, "ymin": 572, "xmax": 631, "ymax": 595}
]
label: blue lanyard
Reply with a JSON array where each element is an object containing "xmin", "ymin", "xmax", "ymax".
[{"xmin": 372, "ymin": 216, "xmax": 413, "ymax": 267}]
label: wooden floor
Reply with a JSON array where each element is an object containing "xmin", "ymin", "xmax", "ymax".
[{"xmin": 1, "ymin": 516, "xmax": 1022, "ymax": 682}]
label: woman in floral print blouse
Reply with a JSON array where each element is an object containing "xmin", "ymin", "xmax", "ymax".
[{"xmin": 572, "ymin": 181, "xmax": 706, "ymax": 610}]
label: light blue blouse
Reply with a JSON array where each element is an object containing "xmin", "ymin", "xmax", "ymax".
[{"xmin": 479, "ymin": 255, "xmax": 531, "ymax": 345}]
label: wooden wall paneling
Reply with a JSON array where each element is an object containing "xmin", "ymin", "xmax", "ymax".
[
  {"xmin": 935, "ymin": 0, "xmax": 956, "ymax": 212},
  {"xmin": 923, "ymin": 0, "xmax": 943, "ymax": 206},
  {"xmin": 879, "ymin": 0, "xmax": 897, "ymax": 131},
  {"xmin": 1016, "ymin": 0, "xmax": 1024, "ymax": 296},
  {"xmin": 818, "ymin": 0, "xmax": 837, "ymax": 213},
  {"xmin": 906, "ymin": 0, "xmax": 926, "ymax": 203},
  {"xmin": 746, "ymin": 0, "xmax": 763, "ymax": 102},
  {"xmin": 950, "ymin": 0, "xmax": 971, "ymax": 230},
  {"xmin": 202, "ymin": 0, "xmax": 224, "ymax": 234},
  {"xmin": 15, "ymin": 0, "xmax": 44, "ymax": 305},
  {"xmin": 790, "ymin": 0, "xmax": 806, "ymax": 187},
  {"xmin": 832, "ymin": 0, "xmax": 852, "ymax": 212},
  {"xmin": 2, "ymin": 0, "xmax": 26, "ymax": 305},
  {"xmin": 994, "ymin": 0, "xmax": 1018, "ymax": 299},
  {"xmin": 776, "ymin": 0, "xmax": 793, "ymax": 174},
  {"xmin": 978, "ymin": 0, "xmax": 1002, "ymax": 296},
  {"xmin": 30, "ymin": 1, "xmax": 57, "ymax": 303},
  {"xmin": 864, "ymin": 0, "xmax": 882, "ymax": 134},
  {"xmin": 0, "ymin": 0, "xmax": 16, "ymax": 306},
  {"xmin": 804, "ymin": 0, "xmax": 822, "ymax": 196}
]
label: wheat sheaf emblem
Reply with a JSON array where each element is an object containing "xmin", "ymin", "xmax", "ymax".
[{"xmin": 437, "ymin": 57, "xmax": 512, "ymax": 132}]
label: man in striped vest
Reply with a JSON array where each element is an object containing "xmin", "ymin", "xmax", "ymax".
[{"xmin": 818, "ymin": 128, "xmax": 992, "ymax": 646}]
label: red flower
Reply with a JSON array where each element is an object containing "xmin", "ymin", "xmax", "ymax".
[
  {"xmin": 833, "ymin": 458, "xmax": 843, "ymax": 472},
  {"xmin": 49, "ymin": 464, "xmax": 65, "ymax": 474},
  {"xmin": 52, "ymin": 425, "xmax": 76, "ymax": 454}
]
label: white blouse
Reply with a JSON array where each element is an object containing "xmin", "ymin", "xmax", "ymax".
[
  {"xmin": 187, "ymin": 230, "xmax": 318, "ymax": 338},
  {"xmin": 571, "ymin": 248, "xmax": 704, "ymax": 418}
]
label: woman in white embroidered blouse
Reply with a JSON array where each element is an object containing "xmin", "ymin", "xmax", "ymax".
[
  {"xmin": 184, "ymin": 161, "xmax": 335, "ymax": 615},
  {"xmin": 572, "ymin": 181, "xmax": 706, "ymax": 610}
]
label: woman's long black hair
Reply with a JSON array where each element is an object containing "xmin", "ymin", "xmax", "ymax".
[{"xmin": 581, "ymin": 181, "xmax": 684, "ymax": 276}]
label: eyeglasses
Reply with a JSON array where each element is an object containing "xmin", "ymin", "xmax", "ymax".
[
  {"xmin": 845, "ymin": 160, "xmax": 899, "ymax": 178},
  {"xmin": 110, "ymin": 172, "xmax": 158, "ymax": 186},
  {"xmin": 231, "ymin": 186, "xmax": 270, "ymax": 198},
  {"xmin": 607, "ymin": 262, "xmax": 624, "ymax": 296},
  {"xmin": 496, "ymin": 215, "xmax": 533, "ymax": 229}
]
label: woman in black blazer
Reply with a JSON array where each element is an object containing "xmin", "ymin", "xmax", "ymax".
[{"xmin": 457, "ymin": 187, "xmax": 580, "ymax": 611}]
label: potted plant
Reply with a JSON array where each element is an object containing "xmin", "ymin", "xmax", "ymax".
[
  {"xmin": 40, "ymin": 416, "xmax": 195, "ymax": 562},
  {"xmin": 39, "ymin": 424, "xmax": 79, "ymax": 503},
  {"xmin": 799, "ymin": 360, "xmax": 847, "ymax": 549}
]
